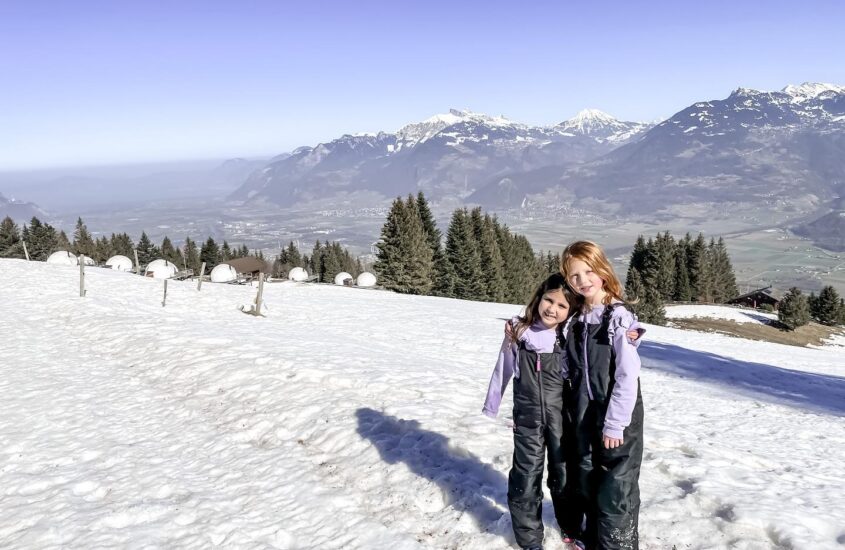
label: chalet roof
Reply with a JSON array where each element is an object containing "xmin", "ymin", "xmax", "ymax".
[
  {"xmin": 224, "ymin": 256, "xmax": 270, "ymax": 274},
  {"xmin": 727, "ymin": 286, "xmax": 782, "ymax": 303}
]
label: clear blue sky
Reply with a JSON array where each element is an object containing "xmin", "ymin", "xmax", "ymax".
[{"xmin": 2, "ymin": 0, "xmax": 844, "ymax": 170}]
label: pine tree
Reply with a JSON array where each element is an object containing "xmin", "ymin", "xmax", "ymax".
[
  {"xmin": 160, "ymin": 236, "xmax": 182, "ymax": 266},
  {"xmin": 136, "ymin": 232, "xmax": 158, "ymax": 268},
  {"xmin": 813, "ymin": 285, "xmax": 841, "ymax": 326},
  {"xmin": 445, "ymin": 208, "xmax": 483, "ymax": 300},
  {"xmin": 199, "ymin": 237, "xmax": 220, "ymax": 271},
  {"xmin": 94, "ymin": 236, "xmax": 112, "ymax": 263},
  {"xmin": 626, "ymin": 268, "xmax": 666, "ymax": 324},
  {"xmin": 310, "ymin": 241, "xmax": 324, "ymax": 279},
  {"xmin": 26, "ymin": 217, "xmax": 59, "ymax": 260},
  {"xmin": 416, "ymin": 192, "xmax": 452, "ymax": 297},
  {"xmin": 184, "ymin": 237, "xmax": 200, "ymax": 273},
  {"xmin": 778, "ymin": 287, "xmax": 810, "ymax": 330},
  {"xmin": 56, "ymin": 230, "xmax": 72, "ymax": 253},
  {"xmin": 320, "ymin": 242, "xmax": 343, "ymax": 283},
  {"xmin": 708, "ymin": 237, "xmax": 738, "ymax": 302},
  {"xmin": 374, "ymin": 199, "xmax": 406, "ymax": 290},
  {"xmin": 221, "ymin": 241, "xmax": 232, "ymax": 261},
  {"xmin": 0, "ymin": 217, "xmax": 24, "ymax": 258},
  {"xmin": 72, "ymin": 217, "xmax": 95, "ymax": 259},
  {"xmin": 394, "ymin": 196, "xmax": 433, "ymax": 294},
  {"xmin": 642, "ymin": 232, "xmax": 675, "ymax": 302},
  {"xmin": 673, "ymin": 239, "xmax": 692, "ymax": 301},
  {"xmin": 110, "ymin": 233, "xmax": 135, "ymax": 258},
  {"xmin": 688, "ymin": 233, "xmax": 713, "ymax": 302}
]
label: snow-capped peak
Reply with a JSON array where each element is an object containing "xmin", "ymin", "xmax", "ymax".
[
  {"xmin": 555, "ymin": 109, "xmax": 632, "ymax": 136},
  {"xmin": 396, "ymin": 109, "xmax": 519, "ymax": 146},
  {"xmin": 782, "ymin": 82, "xmax": 845, "ymax": 101},
  {"xmin": 570, "ymin": 108, "xmax": 618, "ymax": 125}
]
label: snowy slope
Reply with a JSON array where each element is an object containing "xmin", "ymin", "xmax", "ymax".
[
  {"xmin": 0, "ymin": 259, "xmax": 843, "ymax": 549},
  {"xmin": 665, "ymin": 304, "xmax": 778, "ymax": 325}
]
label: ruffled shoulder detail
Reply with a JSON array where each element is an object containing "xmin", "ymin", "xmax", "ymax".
[{"xmin": 607, "ymin": 304, "xmax": 637, "ymax": 340}]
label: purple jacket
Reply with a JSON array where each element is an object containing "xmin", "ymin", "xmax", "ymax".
[
  {"xmin": 483, "ymin": 311, "xmax": 645, "ymax": 432},
  {"xmin": 482, "ymin": 318, "xmax": 559, "ymax": 418},
  {"xmin": 564, "ymin": 304, "xmax": 643, "ymax": 439}
]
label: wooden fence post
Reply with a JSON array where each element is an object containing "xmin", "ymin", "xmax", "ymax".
[
  {"xmin": 254, "ymin": 272, "xmax": 265, "ymax": 316},
  {"xmin": 79, "ymin": 257, "xmax": 86, "ymax": 297},
  {"xmin": 22, "ymin": 241, "xmax": 30, "ymax": 261},
  {"xmin": 197, "ymin": 262, "xmax": 206, "ymax": 291},
  {"xmin": 162, "ymin": 279, "xmax": 168, "ymax": 307},
  {"xmin": 134, "ymin": 248, "xmax": 141, "ymax": 275}
]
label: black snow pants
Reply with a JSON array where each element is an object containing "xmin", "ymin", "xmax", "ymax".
[
  {"xmin": 508, "ymin": 342, "xmax": 579, "ymax": 548},
  {"xmin": 562, "ymin": 306, "xmax": 644, "ymax": 550}
]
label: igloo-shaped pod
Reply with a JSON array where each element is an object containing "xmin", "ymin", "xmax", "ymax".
[
  {"xmin": 79, "ymin": 255, "xmax": 96, "ymax": 266},
  {"xmin": 144, "ymin": 259, "xmax": 178, "ymax": 279},
  {"xmin": 333, "ymin": 271, "xmax": 353, "ymax": 286},
  {"xmin": 46, "ymin": 250, "xmax": 78, "ymax": 265},
  {"xmin": 356, "ymin": 271, "xmax": 376, "ymax": 287},
  {"xmin": 210, "ymin": 263, "xmax": 238, "ymax": 283},
  {"xmin": 288, "ymin": 266, "xmax": 308, "ymax": 281},
  {"xmin": 105, "ymin": 255, "xmax": 134, "ymax": 272}
]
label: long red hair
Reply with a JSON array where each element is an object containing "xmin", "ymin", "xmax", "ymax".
[{"xmin": 559, "ymin": 240, "xmax": 625, "ymax": 306}]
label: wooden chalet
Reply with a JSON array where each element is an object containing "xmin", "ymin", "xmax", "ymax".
[{"xmin": 726, "ymin": 286, "xmax": 781, "ymax": 310}]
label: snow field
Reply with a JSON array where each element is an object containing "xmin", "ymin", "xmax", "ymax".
[{"xmin": 0, "ymin": 259, "xmax": 843, "ymax": 549}]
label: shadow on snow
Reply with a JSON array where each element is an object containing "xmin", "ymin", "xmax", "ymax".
[
  {"xmin": 355, "ymin": 407, "xmax": 508, "ymax": 534},
  {"xmin": 639, "ymin": 341, "xmax": 845, "ymax": 416}
]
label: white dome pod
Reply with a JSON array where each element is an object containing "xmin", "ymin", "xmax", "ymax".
[
  {"xmin": 288, "ymin": 266, "xmax": 308, "ymax": 281},
  {"xmin": 210, "ymin": 263, "xmax": 238, "ymax": 283},
  {"xmin": 79, "ymin": 255, "xmax": 96, "ymax": 266},
  {"xmin": 46, "ymin": 250, "xmax": 77, "ymax": 265},
  {"xmin": 356, "ymin": 271, "xmax": 376, "ymax": 287},
  {"xmin": 334, "ymin": 271, "xmax": 353, "ymax": 286},
  {"xmin": 144, "ymin": 258, "xmax": 178, "ymax": 279},
  {"xmin": 105, "ymin": 255, "xmax": 134, "ymax": 272}
]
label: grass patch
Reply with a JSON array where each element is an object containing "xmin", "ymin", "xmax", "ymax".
[{"xmin": 669, "ymin": 317, "xmax": 845, "ymax": 347}]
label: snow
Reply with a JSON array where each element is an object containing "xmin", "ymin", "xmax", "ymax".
[
  {"xmin": 105, "ymin": 255, "xmax": 133, "ymax": 272},
  {"xmin": 0, "ymin": 259, "xmax": 843, "ymax": 549},
  {"xmin": 782, "ymin": 82, "xmax": 845, "ymax": 101},
  {"xmin": 665, "ymin": 304, "xmax": 777, "ymax": 325},
  {"xmin": 210, "ymin": 263, "xmax": 238, "ymax": 283},
  {"xmin": 144, "ymin": 259, "xmax": 178, "ymax": 279}
]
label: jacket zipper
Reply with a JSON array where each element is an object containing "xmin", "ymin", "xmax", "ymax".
[{"xmin": 537, "ymin": 354, "xmax": 547, "ymax": 425}]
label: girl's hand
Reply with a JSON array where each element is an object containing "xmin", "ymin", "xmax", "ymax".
[
  {"xmin": 603, "ymin": 435, "xmax": 623, "ymax": 449},
  {"xmin": 626, "ymin": 329, "xmax": 640, "ymax": 341}
]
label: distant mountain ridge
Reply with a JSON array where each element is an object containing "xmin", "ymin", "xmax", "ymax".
[
  {"xmin": 230, "ymin": 83, "xmax": 845, "ymax": 220},
  {"xmin": 229, "ymin": 108, "xmax": 650, "ymax": 206},
  {"xmin": 0, "ymin": 192, "xmax": 47, "ymax": 222}
]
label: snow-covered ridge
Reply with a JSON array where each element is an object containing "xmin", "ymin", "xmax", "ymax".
[{"xmin": 1, "ymin": 258, "xmax": 844, "ymax": 549}]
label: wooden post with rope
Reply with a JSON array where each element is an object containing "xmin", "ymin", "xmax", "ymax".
[
  {"xmin": 162, "ymin": 279, "xmax": 168, "ymax": 307},
  {"xmin": 241, "ymin": 272, "xmax": 265, "ymax": 316},
  {"xmin": 134, "ymin": 249, "xmax": 141, "ymax": 275},
  {"xmin": 22, "ymin": 241, "xmax": 30, "ymax": 261}
]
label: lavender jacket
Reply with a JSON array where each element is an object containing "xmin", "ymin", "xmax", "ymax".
[
  {"xmin": 482, "ymin": 318, "xmax": 558, "ymax": 418},
  {"xmin": 483, "ymin": 311, "xmax": 645, "ymax": 439},
  {"xmin": 565, "ymin": 304, "xmax": 643, "ymax": 440}
]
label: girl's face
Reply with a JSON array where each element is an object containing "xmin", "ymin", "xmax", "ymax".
[
  {"xmin": 566, "ymin": 258, "xmax": 605, "ymax": 305},
  {"xmin": 537, "ymin": 288, "xmax": 570, "ymax": 328}
]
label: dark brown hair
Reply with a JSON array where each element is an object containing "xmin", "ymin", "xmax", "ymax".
[{"xmin": 512, "ymin": 273, "xmax": 579, "ymax": 341}]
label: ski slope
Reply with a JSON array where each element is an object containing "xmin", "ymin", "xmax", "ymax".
[{"xmin": 0, "ymin": 259, "xmax": 843, "ymax": 549}]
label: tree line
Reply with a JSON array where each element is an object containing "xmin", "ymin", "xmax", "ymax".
[
  {"xmin": 273, "ymin": 240, "xmax": 364, "ymax": 283},
  {"xmin": 624, "ymin": 231, "xmax": 738, "ymax": 324},
  {"xmin": 373, "ymin": 193, "xmax": 549, "ymax": 304},
  {"xmin": 0, "ymin": 215, "xmax": 263, "ymax": 273},
  {"xmin": 778, "ymin": 286, "xmax": 845, "ymax": 330}
]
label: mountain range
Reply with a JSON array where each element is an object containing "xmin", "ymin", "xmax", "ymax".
[
  {"xmin": 0, "ymin": 192, "xmax": 47, "ymax": 223},
  {"xmin": 229, "ymin": 108, "xmax": 650, "ymax": 206},
  {"xmin": 230, "ymin": 83, "xmax": 844, "ymax": 219}
]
